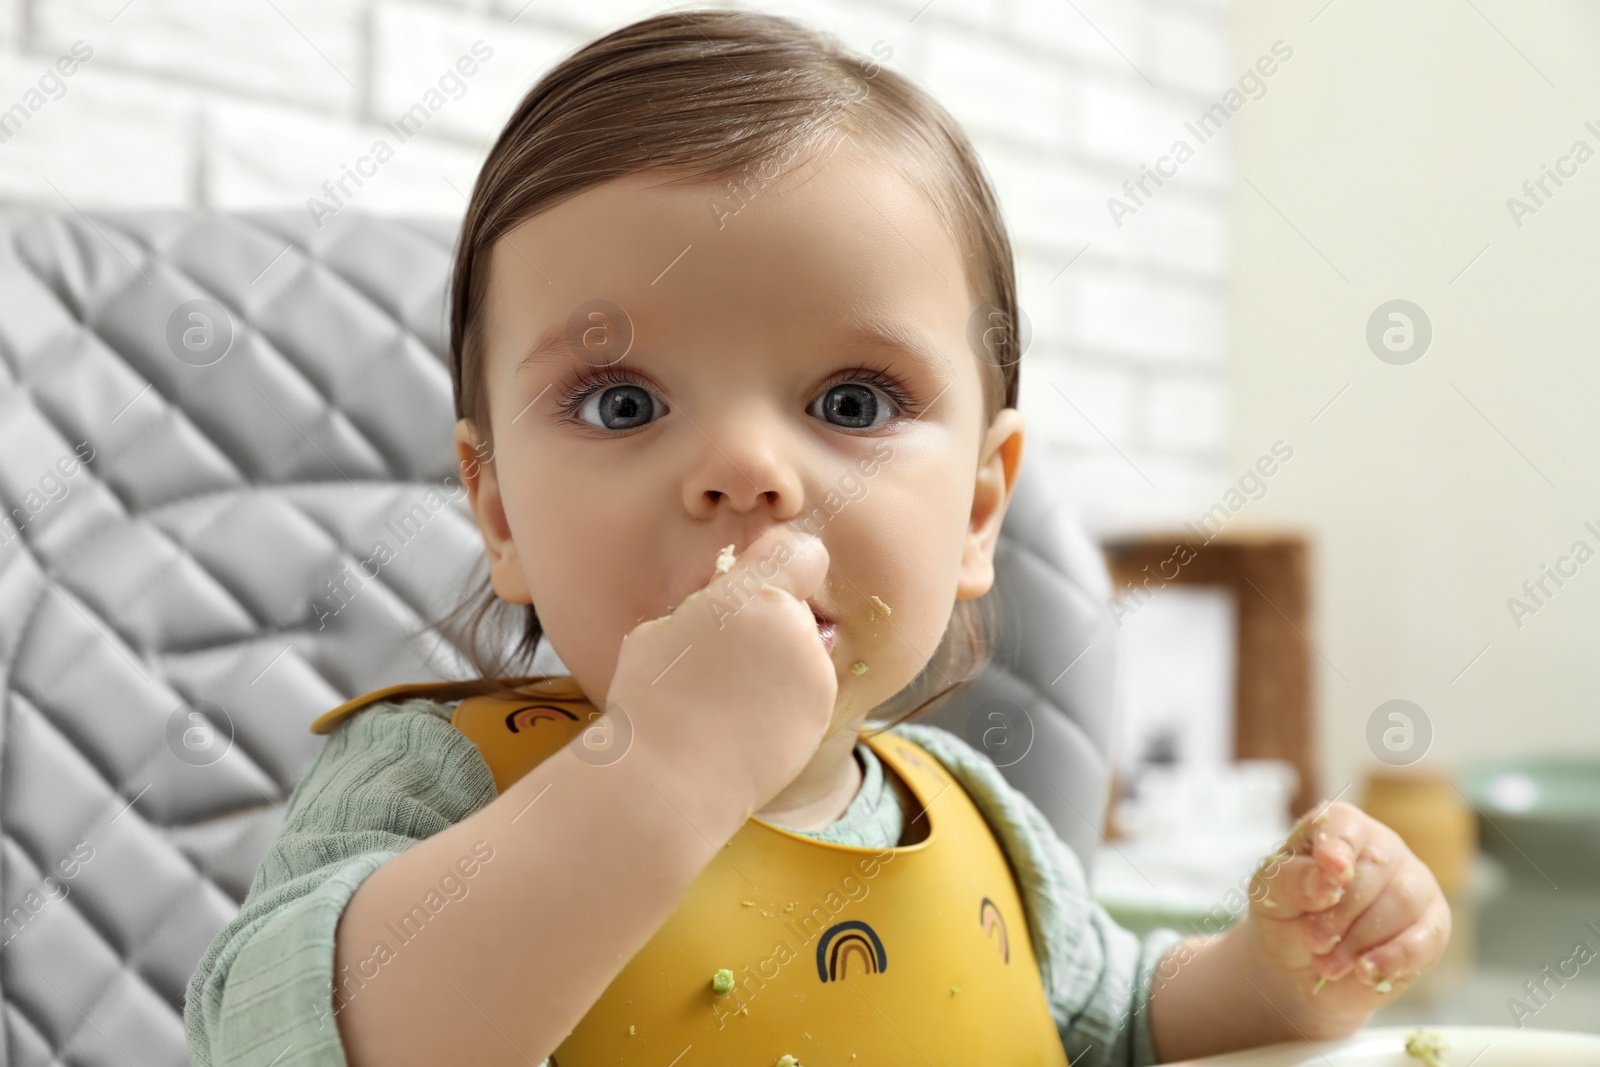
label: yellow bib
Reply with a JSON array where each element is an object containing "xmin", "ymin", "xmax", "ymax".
[{"xmin": 313, "ymin": 676, "xmax": 1069, "ymax": 1066}]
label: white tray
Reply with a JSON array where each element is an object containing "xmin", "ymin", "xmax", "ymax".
[{"xmin": 1166, "ymin": 1025, "xmax": 1600, "ymax": 1066}]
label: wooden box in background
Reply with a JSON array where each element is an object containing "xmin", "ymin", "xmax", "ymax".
[{"xmin": 1103, "ymin": 531, "xmax": 1318, "ymax": 823}]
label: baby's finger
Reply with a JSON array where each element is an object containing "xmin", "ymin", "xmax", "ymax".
[
  {"xmin": 1287, "ymin": 801, "xmax": 1368, "ymax": 867},
  {"xmin": 1347, "ymin": 894, "xmax": 1452, "ymax": 994},
  {"xmin": 678, "ymin": 525, "xmax": 828, "ymax": 623},
  {"xmin": 1292, "ymin": 847, "xmax": 1394, "ymax": 959},
  {"xmin": 1252, "ymin": 802, "xmax": 1370, "ymax": 918},
  {"xmin": 1313, "ymin": 855, "xmax": 1441, "ymax": 981},
  {"xmin": 1306, "ymin": 823, "xmax": 1359, "ymax": 882},
  {"xmin": 1298, "ymin": 824, "xmax": 1408, "ymax": 962},
  {"xmin": 1251, "ymin": 854, "xmax": 1347, "ymax": 919}
]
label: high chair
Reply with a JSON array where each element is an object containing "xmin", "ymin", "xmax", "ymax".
[{"xmin": 0, "ymin": 206, "xmax": 1118, "ymax": 1064}]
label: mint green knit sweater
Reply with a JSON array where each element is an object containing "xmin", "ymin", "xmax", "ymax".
[{"xmin": 184, "ymin": 698, "xmax": 1184, "ymax": 1065}]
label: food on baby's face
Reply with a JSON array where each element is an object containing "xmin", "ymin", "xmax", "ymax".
[
  {"xmin": 711, "ymin": 968, "xmax": 735, "ymax": 995},
  {"xmin": 714, "ymin": 543, "xmax": 736, "ymax": 575},
  {"xmin": 850, "ymin": 661, "xmax": 869, "ymax": 676},
  {"xmin": 1403, "ymin": 1028, "xmax": 1448, "ymax": 1066},
  {"xmin": 644, "ymin": 594, "xmax": 688, "ymax": 628},
  {"xmin": 867, "ymin": 595, "xmax": 892, "ymax": 622}
]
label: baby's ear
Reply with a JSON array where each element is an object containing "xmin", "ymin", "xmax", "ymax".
[
  {"xmin": 956, "ymin": 409, "xmax": 1025, "ymax": 600},
  {"xmin": 454, "ymin": 419, "xmax": 532, "ymax": 604}
]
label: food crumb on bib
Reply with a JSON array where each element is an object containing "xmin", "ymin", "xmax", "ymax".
[
  {"xmin": 741, "ymin": 899, "xmax": 757, "ymax": 907},
  {"xmin": 776, "ymin": 1056, "xmax": 800, "ymax": 1067},
  {"xmin": 950, "ymin": 984, "xmax": 961, "ymax": 995},
  {"xmin": 711, "ymin": 968, "xmax": 735, "ymax": 995},
  {"xmin": 714, "ymin": 543, "xmax": 736, "ymax": 574},
  {"xmin": 850, "ymin": 661, "xmax": 869, "ymax": 676},
  {"xmin": 627, "ymin": 1024, "xmax": 636, "ymax": 1036}
]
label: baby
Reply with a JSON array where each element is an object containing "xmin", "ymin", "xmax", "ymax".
[{"xmin": 186, "ymin": 10, "xmax": 1449, "ymax": 1066}]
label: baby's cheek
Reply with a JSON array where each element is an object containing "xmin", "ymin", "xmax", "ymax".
[
  {"xmin": 820, "ymin": 482, "xmax": 967, "ymax": 709},
  {"xmin": 840, "ymin": 587, "xmax": 954, "ymax": 705}
]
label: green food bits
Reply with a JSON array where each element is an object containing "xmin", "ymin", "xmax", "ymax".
[
  {"xmin": 1404, "ymin": 1028, "xmax": 1448, "ymax": 1067},
  {"xmin": 711, "ymin": 968, "xmax": 735, "ymax": 995},
  {"xmin": 850, "ymin": 661, "xmax": 868, "ymax": 676},
  {"xmin": 776, "ymin": 1056, "xmax": 801, "ymax": 1067}
]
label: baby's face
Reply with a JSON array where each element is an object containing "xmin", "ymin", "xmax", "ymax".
[{"xmin": 460, "ymin": 139, "xmax": 1024, "ymax": 724}]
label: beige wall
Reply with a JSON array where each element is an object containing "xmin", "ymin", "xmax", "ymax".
[{"xmin": 1230, "ymin": 0, "xmax": 1600, "ymax": 796}]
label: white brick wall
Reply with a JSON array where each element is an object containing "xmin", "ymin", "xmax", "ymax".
[
  {"xmin": 0, "ymin": 60, "xmax": 195, "ymax": 204},
  {"xmin": 0, "ymin": 0, "xmax": 1235, "ymax": 535},
  {"xmin": 37, "ymin": 0, "xmax": 365, "ymax": 111},
  {"xmin": 204, "ymin": 95, "xmax": 484, "ymax": 214},
  {"xmin": 370, "ymin": 3, "xmax": 571, "ymax": 142}
]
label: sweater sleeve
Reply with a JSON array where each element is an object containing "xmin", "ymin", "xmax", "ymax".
[
  {"xmin": 184, "ymin": 698, "xmax": 502, "ymax": 1067},
  {"xmin": 889, "ymin": 723, "xmax": 1187, "ymax": 1066}
]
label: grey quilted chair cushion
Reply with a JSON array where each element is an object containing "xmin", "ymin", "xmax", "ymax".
[
  {"xmin": 914, "ymin": 440, "xmax": 1118, "ymax": 874},
  {"xmin": 0, "ymin": 207, "xmax": 1116, "ymax": 1067}
]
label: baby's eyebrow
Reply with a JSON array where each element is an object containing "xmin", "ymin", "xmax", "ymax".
[
  {"xmin": 827, "ymin": 318, "xmax": 950, "ymax": 373},
  {"xmin": 513, "ymin": 315, "xmax": 948, "ymax": 375},
  {"xmin": 516, "ymin": 321, "xmax": 571, "ymax": 376}
]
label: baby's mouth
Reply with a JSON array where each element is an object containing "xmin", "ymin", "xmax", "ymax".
[{"xmin": 809, "ymin": 601, "xmax": 838, "ymax": 654}]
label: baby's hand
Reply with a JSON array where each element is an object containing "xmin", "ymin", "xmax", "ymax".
[
  {"xmin": 605, "ymin": 524, "xmax": 837, "ymax": 824},
  {"xmin": 1245, "ymin": 800, "xmax": 1452, "ymax": 1026}
]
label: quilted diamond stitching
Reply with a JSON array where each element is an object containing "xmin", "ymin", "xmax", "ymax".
[{"xmin": 0, "ymin": 208, "xmax": 480, "ymax": 1067}]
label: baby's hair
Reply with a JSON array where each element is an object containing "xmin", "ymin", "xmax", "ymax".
[{"xmin": 433, "ymin": 8, "xmax": 1020, "ymax": 728}]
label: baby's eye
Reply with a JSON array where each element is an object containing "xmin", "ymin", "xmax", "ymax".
[
  {"xmin": 576, "ymin": 384, "xmax": 663, "ymax": 430},
  {"xmin": 809, "ymin": 375, "xmax": 905, "ymax": 431}
]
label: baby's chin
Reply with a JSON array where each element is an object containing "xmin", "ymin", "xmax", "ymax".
[{"xmin": 830, "ymin": 664, "xmax": 900, "ymax": 726}]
